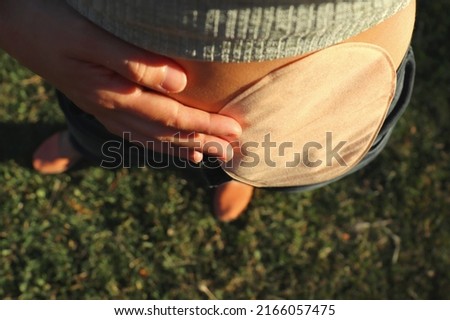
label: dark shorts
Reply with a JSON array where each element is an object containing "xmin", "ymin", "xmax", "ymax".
[{"xmin": 59, "ymin": 47, "xmax": 415, "ymax": 191}]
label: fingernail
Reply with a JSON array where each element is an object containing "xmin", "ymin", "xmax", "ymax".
[
  {"xmin": 222, "ymin": 144, "xmax": 234, "ymax": 162},
  {"xmin": 226, "ymin": 123, "xmax": 243, "ymax": 138},
  {"xmin": 192, "ymin": 151, "xmax": 203, "ymax": 164},
  {"xmin": 160, "ymin": 66, "xmax": 187, "ymax": 93}
]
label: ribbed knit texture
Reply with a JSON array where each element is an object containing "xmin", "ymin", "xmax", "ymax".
[{"xmin": 66, "ymin": 0, "xmax": 411, "ymax": 62}]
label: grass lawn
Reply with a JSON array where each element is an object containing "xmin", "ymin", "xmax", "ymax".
[{"xmin": 0, "ymin": 0, "xmax": 449, "ymax": 299}]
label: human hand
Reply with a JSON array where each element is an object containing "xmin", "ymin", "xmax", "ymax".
[{"xmin": 0, "ymin": 0, "xmax": 241, "ymax": 162}]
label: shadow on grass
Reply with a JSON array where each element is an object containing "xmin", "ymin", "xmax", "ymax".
[
  {"xmin": 0, "ymin": 120, "xmax": 209, "ymax": 181},
  {"xmin": 0, "ymin": 121, "xmax": 66, "ymax": 167}
]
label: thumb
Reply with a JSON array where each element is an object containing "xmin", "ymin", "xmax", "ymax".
[{"xmin": 79, "ymin": 22, "xmax": 187, "ymax": 93}]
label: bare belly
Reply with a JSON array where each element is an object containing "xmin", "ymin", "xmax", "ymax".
[{"xmin": 167, "ymin": 0, "xmax": 416, "ymax": 113}]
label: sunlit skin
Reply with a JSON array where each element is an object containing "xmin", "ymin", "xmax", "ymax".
[
  {"xmin": 0, "ymin": 0, "xmax": 416, "ymax": 220},
  {"xmin": 167, "ymin": 0, "xmax": 416, "ymax": 113}
]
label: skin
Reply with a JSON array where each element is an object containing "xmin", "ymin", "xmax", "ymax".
[
  {"xmin": 0, "ymin": 0, "xmax": 416, "ymax": 163},
  {"xmin": 0, "ymin": 0, "xmax": 415, "ymax": 219},
  {"xmin": 167, "ymin": 0, "xmax": 417, "ymax": 113},
  {"xmin": 0, "ymin": 0, "xmax": 242, "ymax": 163}
]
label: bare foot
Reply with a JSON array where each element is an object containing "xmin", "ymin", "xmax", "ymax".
[
  {"xmin": 32, "ymin": 131, "xmax": 82, "ymax": 174},
  {"xmin": 213, "ymin": 181, "xmax": 254, "ymax": 222}
]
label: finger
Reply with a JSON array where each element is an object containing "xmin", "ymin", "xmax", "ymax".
[
  {"xmin": 81, "ymin": 26, "xmax": 187, "ymax": 93},
  {"xmin": 130, "ymin": 135, "xmax": 204, "ymax": 164},
  {"xmin": 158, "ymin": 132, "xmax": 234, "ymax": 162},
  {"xmin": 109, "ymin": 89, "xmax": 242, "ymax": 139},
  {"xmin": 106, "ymin": 112, "xmax": 235, "ymax": 161},
  {"xmin": 100, "ymin": 120, "xmax": 204, "ymax": 163}
]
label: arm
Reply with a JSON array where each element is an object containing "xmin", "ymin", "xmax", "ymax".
[{"xmin": 0, "ymin": 0, "xmax": 241, "ymax": 162}]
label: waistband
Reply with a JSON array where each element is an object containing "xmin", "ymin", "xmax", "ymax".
[
  {"xmin": 202, "ymin": 46, "xmax": 415, "ymax": 190},
  {"xmin": 59, "ymin": 47, "xmax": 415, "ymax": 191}
]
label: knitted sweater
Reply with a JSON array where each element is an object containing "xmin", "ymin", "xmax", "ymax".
[{"xmin": 66, "ymin": 0, "xmax": 411, "ymax": 62}]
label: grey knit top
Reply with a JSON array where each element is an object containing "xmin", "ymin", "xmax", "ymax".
[{"xmin": 66, "ymin": 0, "xmax": 411, "ymax": 62}]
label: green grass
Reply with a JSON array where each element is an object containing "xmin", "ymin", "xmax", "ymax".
[{"xmin": 1, "ymin": 0, "xmax": 449, "ymax": 299}]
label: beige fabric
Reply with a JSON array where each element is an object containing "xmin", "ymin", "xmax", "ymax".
[
  {"xmin": 218, "ymin": 42, "xmax": 396, "ymax": 187},
  {"xmin": 65, "ymin": 0, "xmax": 411, "ymax": 62}
]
